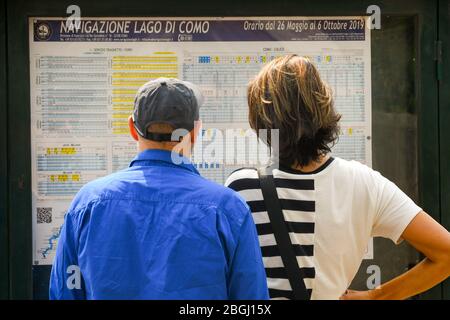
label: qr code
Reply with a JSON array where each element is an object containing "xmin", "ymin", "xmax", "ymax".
[{"xmin": 37, "ymin": 207, "xmax": 52, "ymax": 224}]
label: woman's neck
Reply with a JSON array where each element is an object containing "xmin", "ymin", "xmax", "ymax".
[{"xmin": 292, "ymin": 154, "xmax": 330, "ymax": 173}]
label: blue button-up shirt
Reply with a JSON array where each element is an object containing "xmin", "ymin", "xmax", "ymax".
[{"xmin": 49, "ymin": 149, "xmax": 268, "ymax": 300}]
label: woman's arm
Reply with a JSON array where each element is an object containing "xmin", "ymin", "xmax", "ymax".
[{"xmin": 341, "ymin": 211, "xmax": 450, "ymax": 300}]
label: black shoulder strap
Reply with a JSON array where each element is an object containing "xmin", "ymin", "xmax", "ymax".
[{"xmin": 258, "ymin": 166, "xmax": 310, "ymax": 300}]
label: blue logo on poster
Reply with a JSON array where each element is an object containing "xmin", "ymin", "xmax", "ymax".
[{"xmin": 35, "ymin": 22, "xmax": 52, "ymax": 41}]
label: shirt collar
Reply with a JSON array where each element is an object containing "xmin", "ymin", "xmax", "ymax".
[{"xmin": 129, "ymin": 149, "xmax": 199, "ymax": 175}]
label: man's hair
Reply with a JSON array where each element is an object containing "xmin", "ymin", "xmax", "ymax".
[
  {"xmin": 148, "ymin": 123, "xmax": 175, "ymax": 135},
  {"xmin": 145, "ymin": 123, "xmax": 177, "ymax": 144},
  {"xmin": 247, "ymin": 54, "xmax": 341, "ymax": 167}
]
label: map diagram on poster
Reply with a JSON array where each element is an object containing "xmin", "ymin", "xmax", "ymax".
[{"xmin": 29, "ymin": 17, "xmax": 372, "ymax": 265}]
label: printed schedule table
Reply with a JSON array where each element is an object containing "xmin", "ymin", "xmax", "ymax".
[{"xmin": 29, "ymin": 17, "xmax": 372, "ymax": 264}]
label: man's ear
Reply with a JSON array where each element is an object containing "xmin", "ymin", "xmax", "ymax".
[
  {"xmin": 191, "ymin": 120, "xmax": 202, "ymax": 144},
  {"xmin": 128, "ymin": 115, "xmax": 139, "ymax": 141}
]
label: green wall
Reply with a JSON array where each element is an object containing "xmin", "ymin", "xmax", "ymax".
[
  {"xmin": 0, "ymin": 0, "xmax": 10, "ymax": 300},
  {"xmin": 439, "ymin": 0, "xmax": 450, "ymax": 299},
  {"xmin": 0, "ymin": 0, "xmax": 449, "ymax": 299}
]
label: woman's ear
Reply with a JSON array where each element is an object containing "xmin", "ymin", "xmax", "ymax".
[{"xmin": 128, "ymin": 115, "xmax": 139, "ymax": 141}]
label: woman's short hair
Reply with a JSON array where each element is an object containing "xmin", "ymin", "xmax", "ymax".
[{"xmin": 247, "ymin": 54, "xmax": 341, "ymax": 167}]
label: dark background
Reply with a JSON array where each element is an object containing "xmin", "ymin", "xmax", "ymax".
[{"xmin": 0, "ymin": 0, "xmax": 449, "ymax": 299}]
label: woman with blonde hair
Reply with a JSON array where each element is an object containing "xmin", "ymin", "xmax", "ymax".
[{"xmin": 225, "ymin": 54, "xmax": 450, "ymax": 300}]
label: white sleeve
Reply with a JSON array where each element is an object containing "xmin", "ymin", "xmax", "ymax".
[{"xmin": 370, "ymin": 171, "xmax": 422, "ymax": 244}]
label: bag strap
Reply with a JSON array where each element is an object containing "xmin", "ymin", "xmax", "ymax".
[{"xmin": 258, "ymin": 166, "xmax": 310, "ymax": 300}]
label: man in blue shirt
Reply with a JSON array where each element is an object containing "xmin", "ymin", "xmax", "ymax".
[{"xmin": 49, "ymin": 78, "xmax": 269, "ymax": 300}]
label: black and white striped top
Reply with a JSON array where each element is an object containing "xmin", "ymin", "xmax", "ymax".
[
  {"xmin": 225, "ymin": 158, "xmax": 335, "ymax": 299},
  {"xmin": 226, "ymin": 157, "xmax": 422, "ymax": 300}
]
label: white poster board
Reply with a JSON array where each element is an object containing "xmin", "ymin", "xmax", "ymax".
[{"xmin": 29, "ymin": 17, "xmax": 372, "ymax": 265}]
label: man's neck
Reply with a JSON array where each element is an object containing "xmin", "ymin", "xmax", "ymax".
[{"xmin": 138, "ymin": 141, "xmax": 191, "ymax": 158}]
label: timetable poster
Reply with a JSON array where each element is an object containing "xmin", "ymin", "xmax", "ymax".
[{"xmin": 29, "ymin": 17, "xmax": 372, "ymax": 265}]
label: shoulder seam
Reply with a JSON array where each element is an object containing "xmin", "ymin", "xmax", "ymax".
[{"xmin": 229, "ymin": 167, "xmax": 257, "ymax": 175}]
